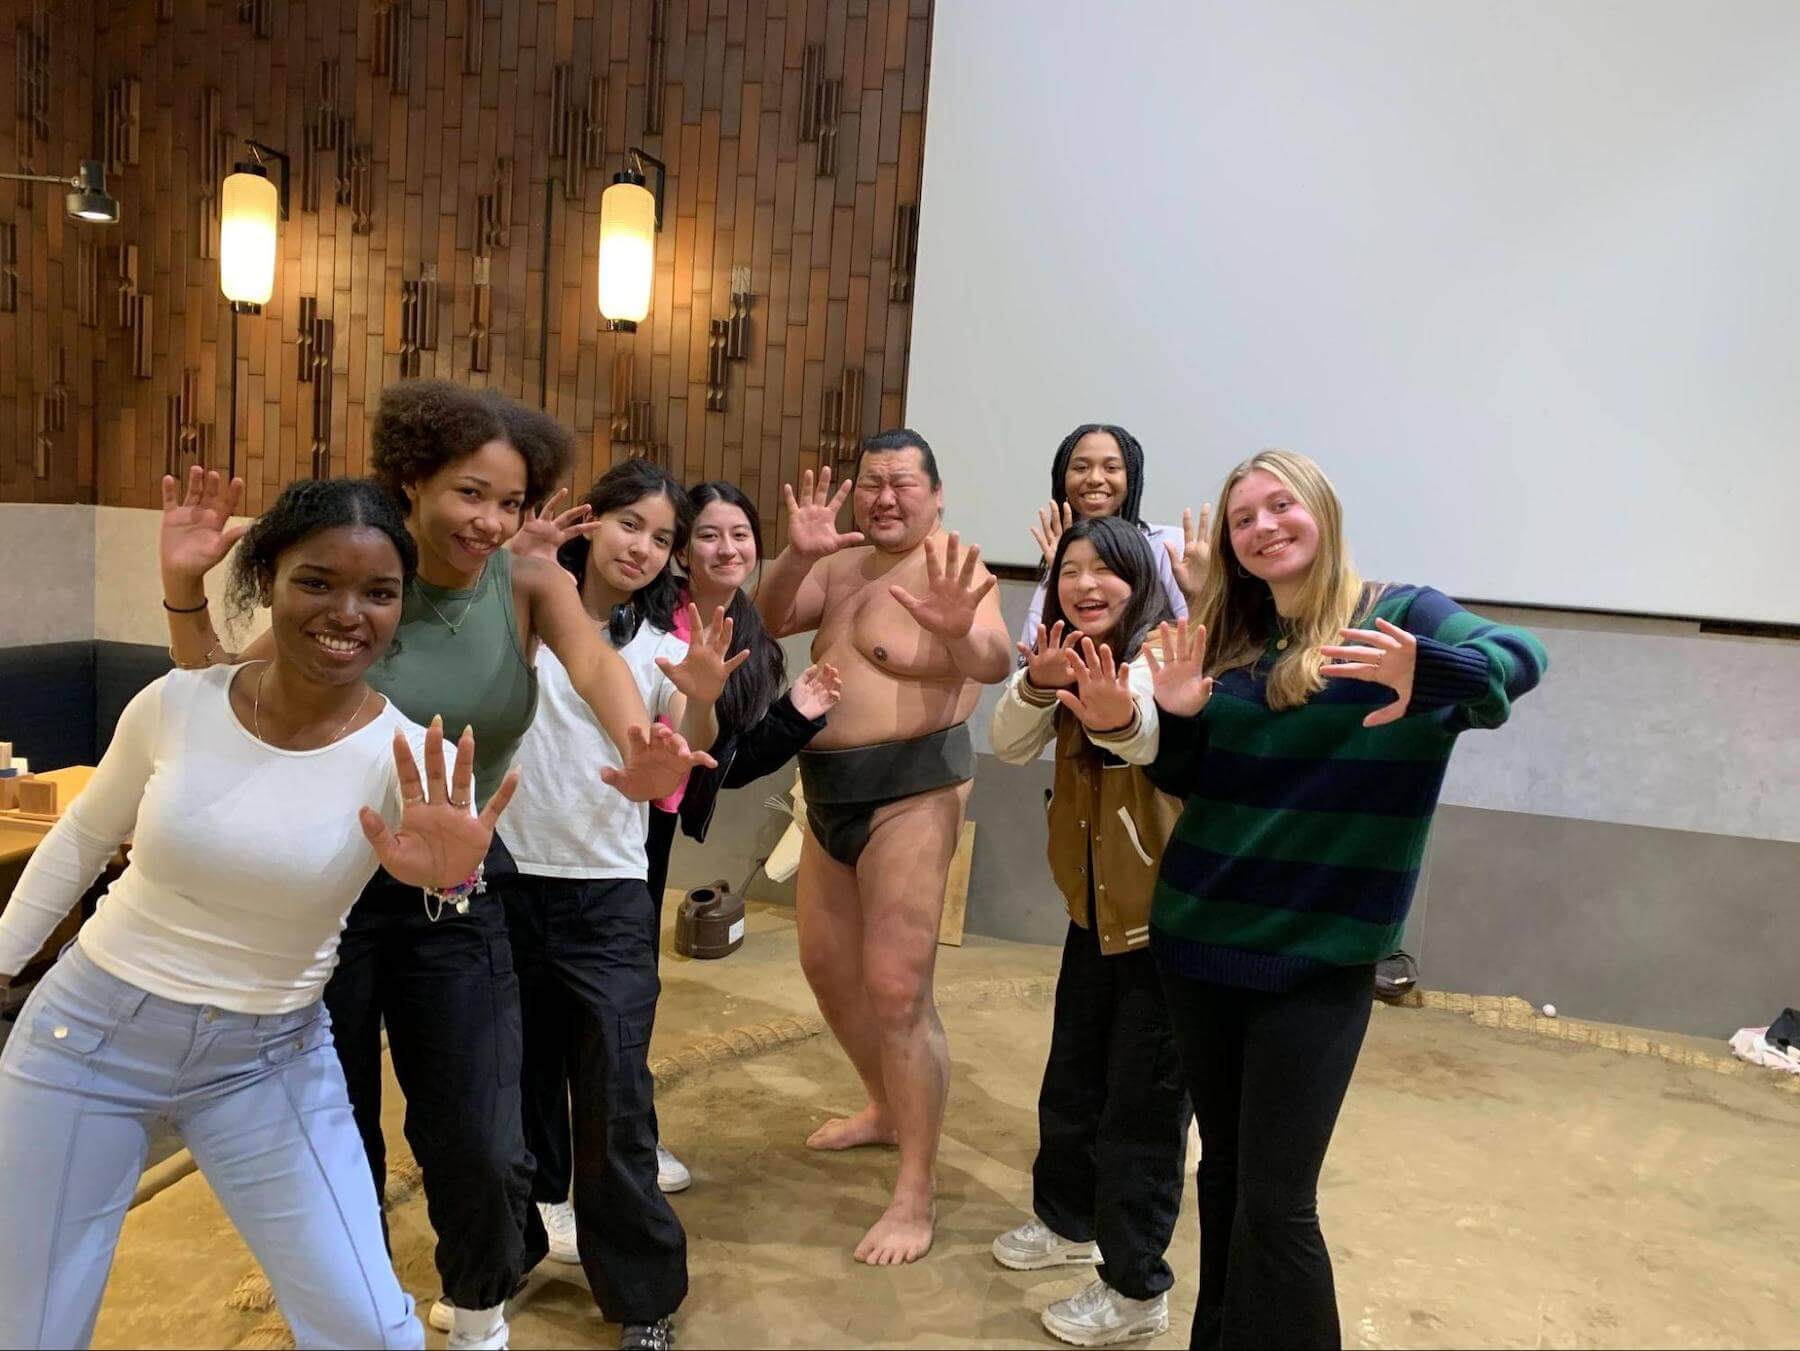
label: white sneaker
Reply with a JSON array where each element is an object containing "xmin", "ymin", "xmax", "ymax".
[
  {"xmin": 441, "ymin": 1300, "xmax": 509, "ymax": 1350},
  {"xmin": 538, "ymin": 1199, "xmax": 580, "ymax": 1264},
  {"xmin": 428, "ymin": 1284, "xmax": 525, "ymax": 1338},
  {"xmin": 656, "ymin": 1142, "xmax": 692, "ymax": 1193},
  {"xmin": 991, "ymin": 1217, "xmax": 1102, "ymax": 1271},
  {"xmin": 1041, "ymin": 1279, "xmax": 1170, "ymax": 1348}
]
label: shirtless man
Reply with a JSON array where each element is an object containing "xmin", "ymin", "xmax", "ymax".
[{"xmin": 758, "ymin": 429, "xmax": 1013, "ymax": 1266}]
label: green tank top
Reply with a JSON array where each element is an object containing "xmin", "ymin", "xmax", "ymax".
[{"xmin": 368, "ymin": 547, "xmax": 538, "ymax": 808}]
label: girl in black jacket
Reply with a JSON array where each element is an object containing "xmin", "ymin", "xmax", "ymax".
[{"xmin": 645, "ymin": 479, "xmax": 841, "ymax": 1190}]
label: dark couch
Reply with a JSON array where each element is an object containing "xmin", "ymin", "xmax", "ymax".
[{"xmin": 1, "ymin": 642, "xmax": 175, "ymax": 772}]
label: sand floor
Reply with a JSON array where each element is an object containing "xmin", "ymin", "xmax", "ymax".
[{"xmin": 93, "ymin": 901, "xmax": 1800, "ymax": 1349}]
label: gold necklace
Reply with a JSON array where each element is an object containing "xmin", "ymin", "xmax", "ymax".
[
  {"xmin": 418, "ymin": 562, "xmax": 487, "ymax": 635},
  {"xmin": 254, "ymin": 663, "xmax": 373, "ymax": 749}
]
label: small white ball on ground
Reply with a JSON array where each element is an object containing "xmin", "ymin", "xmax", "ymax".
[{"xmin": 1542, "ymin": 1003, "xmax": 1557, "ymax": 1018}]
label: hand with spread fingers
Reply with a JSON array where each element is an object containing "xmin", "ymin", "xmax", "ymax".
[
  {"xmin": 1321, "ymin": 617, "xmax": 1418, "ymax": 727},
  {"xmin": 783, "ymin": 466, "xmax": 866, "ymax": 561},
  {"xmin": 789, "ymin": 662, "xmax": 844, "ymax": 720},
  {"xmin": 359, "ymin": 717, "xmax": 519, "ymax": 889},
  {"xmin": 601, "ymin": 721, "xmax": 719, "ymax": 802},
  {"xmin": 507, "ymin": 486, "xmax": 603, "ymax": 566},
  {"xmin": 657, "ymin": 603, "xmax": 752, "ymax": 706},
  {"xmin": 890, "ymin": 532, "xmax": 998, "ymax": 641},
  {"xmin": 1165, "ymin": 503, "xmax": 1213, "ymax": 602},
  {"xmin": 1144, "ymin": 618, "xmax": 1215, "ymax": 717},
  {"xmin": 1056, "ymin": 637, "xmax": 1137, "ymax": 735},
  {"xmin": 161, "ymin": 466, "xmax": 249, "ymax": 583},
  {"xmin": 1030, "ymin": 500, "xmax": 1075, "ymax": 564},
  {"xmin": 1017, "ymin": 620, "xmax": 1079, "ymax": 691}
]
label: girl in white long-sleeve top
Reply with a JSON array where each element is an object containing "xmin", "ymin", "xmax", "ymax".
[
  {"xmin": 0, "ymin": 480, "xmax": 518, "ymax": 1351},
  {"xmin": 987, "ymin": 515, "xmax": 1192, "ymax": 1349}
]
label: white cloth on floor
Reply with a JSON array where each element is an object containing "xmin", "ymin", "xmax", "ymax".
[{"xmin": 1728, "ymin": 1026, "xmax": 1800, "ymax": 1074}]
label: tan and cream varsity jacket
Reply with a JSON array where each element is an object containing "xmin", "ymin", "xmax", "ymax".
[{"xmin": 988, "ymin": 662, "xmax": 1183, "ymax": 955}]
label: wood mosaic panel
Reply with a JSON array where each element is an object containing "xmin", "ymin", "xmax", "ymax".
[{"xmin": 0, "ymin": 0, "xmax": 935, "ymax": 541}]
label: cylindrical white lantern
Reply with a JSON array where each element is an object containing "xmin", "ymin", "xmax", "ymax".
[
  {"xmin": 220, "ymin": 168, "xmax": 279, "ymax": 306},
  {"xmin": 598, "ymin": 176, "xmax": 657, "ymax": 327}
]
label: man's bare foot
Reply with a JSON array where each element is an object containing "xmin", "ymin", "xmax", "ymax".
[
  {"xmin": 805, "ymin": 1105, "xmax": 897, "ymax": 1151},
  {"xmin": 853, "ymin": 1195, "xmax": 936, "ymax": 1266}
]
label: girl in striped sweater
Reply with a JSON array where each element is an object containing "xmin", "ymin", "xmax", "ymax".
[{"xmin": 1142, "ymin": 450, "xmax": 1547, "ymax": 1350}]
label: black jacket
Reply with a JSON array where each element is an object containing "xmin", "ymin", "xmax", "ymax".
[{"xmin": 676, "ymin": 692, "xmax": 827, "ymax": 843}]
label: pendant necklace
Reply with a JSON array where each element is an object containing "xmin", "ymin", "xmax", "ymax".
[
  {"xmin": 419, "ymin": 561, "xmax": 487, "ymax": 636},
  {"xmin": 255, "ymin": 663, "xmax": 373, "ymax": 748}
]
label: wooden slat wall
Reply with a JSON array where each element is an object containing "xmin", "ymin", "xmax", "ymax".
[
  {"xmin": 0, "ymin": 1, "xmax": 101, "ymax": 504},
  {"xmin": 0, "ymin": 0, "xmax": 935, "ymax": 545}
]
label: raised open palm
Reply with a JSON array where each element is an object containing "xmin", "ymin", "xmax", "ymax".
[
  {"xmin": 782, "ymin": 466, "xmax": 865, "ymax": 560},
  {"xmin": 359, "ymin": 718, "xmax": 518, "ymax": 889},
  {"xmin": 602, "ymin": 722, "xmax": 719, "ymax": 802},
  {"xmin": 656, "ymin": 603, "xmax": 752, "ymax": 706},
  {"xmin": 1016, "ymin": 620, "xmax": 1078, "ymax": 690},
  {"xmin": 508, "ymin": 486, "xmax": 603, "ymax": 566},
  {"xmin": 1056, "ymin": 637, "xmax": 1136, "ymax": 734},
  {"xmin": 1030, "ymin": 500, "xmax": 1075, "ymax": 564},
  {"xmin": 789, "ymin": 662, "xmax": 843, "ymax": 720},
  {"xmin": 890, "ymin": 532, "xmax": 997, "ymax": 641},
  {"xmin": 1143, "ymin": 619, "xmax": 1215, "ymax": 717},
  {"xmin": 1321, "ymin": 617, "xmax": 1419, "ymax": 727},
  {"xmin": 161, "ymin": 466, "xmax": 248, "ymax": 583},
  {"xmin": 1165, "ymin": 503, "xmax": 1212, "ymax": 602}
]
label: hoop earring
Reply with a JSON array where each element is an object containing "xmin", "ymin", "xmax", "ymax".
[{"xmin": 1236, "ymin": 563, "xmax": 1252, "ymax": 579}]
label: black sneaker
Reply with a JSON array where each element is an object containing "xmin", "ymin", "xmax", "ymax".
[
  {"xmin": 1375, "ymin": 949, "xmax": 1420, "ymax": 1003},
  {"xmin": 621, "ymin": 1318, "xmax": 675, "ymax": 1350}
]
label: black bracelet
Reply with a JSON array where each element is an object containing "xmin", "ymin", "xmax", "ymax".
[{"xmin": 161, "ymin": 597, "xmax": 209, "ymax": 614}]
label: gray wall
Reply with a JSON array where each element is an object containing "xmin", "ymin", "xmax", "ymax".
[{"xmin": 666, "ymin": 580, "xmax": 1799, "ymax": 1042}]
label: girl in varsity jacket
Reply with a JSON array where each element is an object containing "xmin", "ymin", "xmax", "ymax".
[{"xmin": 986, "ymin": 515, "xmax": 1191, "ymax": 1349}]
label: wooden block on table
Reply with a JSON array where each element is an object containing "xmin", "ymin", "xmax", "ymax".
[
  {"xmin": 16, "ymin": 779, "xmax": 58, "ymax": 816},
  {"xmin": 937, "ymin": 819, "xmax": 976, "ymax": 948},
  {"xmin": 0, "ymin": 774, "xmax": 25, "ymax": 811}
]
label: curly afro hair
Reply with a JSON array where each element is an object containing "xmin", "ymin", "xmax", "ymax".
[
  {"xmin": 227, "ymin": 477, "xmax": 418, "ymax": 626},
  {"xmin": 369, "ymin": 379, "xmax": 573, "ymax": 510}
]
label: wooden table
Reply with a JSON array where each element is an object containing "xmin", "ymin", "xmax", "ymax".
[
  {"xmin": 0, "ymin": 764, "xmax": 96, "ymax": 836},
  {"xmin": 1, "ymin": 766, "xmax": 101, "ymax": 979}
]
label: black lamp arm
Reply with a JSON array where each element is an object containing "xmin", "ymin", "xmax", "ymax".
[
  {"xmin": 246, "ymin": 140, "xmax": 291, "ymax": 220},
  {"xmin": 0, "ymin": 171, "xmax": 84, "ymax": 187},
  {"xmin": 628, "ymin": 147, "xmax": 667, "ymax": 232}
]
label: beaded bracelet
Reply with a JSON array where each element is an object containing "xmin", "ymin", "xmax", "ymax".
[{"xmin": 422, "ymin": 863, "xmax": 486, "ymax": 922}]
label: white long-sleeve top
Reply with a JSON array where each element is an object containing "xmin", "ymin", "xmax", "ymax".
[
  {"xmin": 987, "ymin": 657, "xmax": 1163, "ymax": 767},
  {"xmin": 0, "ymin": 664, "xmax": 427, "ymax": 1014}
]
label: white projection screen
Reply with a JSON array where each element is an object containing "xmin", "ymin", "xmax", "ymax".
[{"xmin": 905, "ymin": 0, "xmax": 1800, "ymax": 624}]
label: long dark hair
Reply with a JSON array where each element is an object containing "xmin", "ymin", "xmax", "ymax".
[
  {"xmin": 556, "ymin": 458, "xmax": 693, "ymax": 646},
  {"xmin": 1041, "ymin": 516, "xmax": 1173, "ymax": 665},
  {"xmin": 228, "ymin": 477, "xmax": 417, "ymax": 635},
  {"xmin": 1048, "ymin": 423, "xmax": 1147, "ymax": 527},
  {"xmin": 687, "ymin": 480, "xmax": 785, "ymax": 735}
]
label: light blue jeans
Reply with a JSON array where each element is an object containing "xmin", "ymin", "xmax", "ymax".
[{"xmin": 0, "ymin": 943, "xmax": 422, "ymax": 1349}]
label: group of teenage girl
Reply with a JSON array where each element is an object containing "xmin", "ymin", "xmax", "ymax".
[{"xmin": 0, "ymin": 379, "xmax": 1546, "ymax": 1351}]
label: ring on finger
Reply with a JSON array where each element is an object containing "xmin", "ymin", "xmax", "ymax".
[{"xmin": 449, "ymin": 797, "xmax": 471, "ymax": 809}]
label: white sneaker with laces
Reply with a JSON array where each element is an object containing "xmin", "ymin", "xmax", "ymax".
[
  {"xmin": 656, "ymin": 1142, "xmax": 692, "ymax": 1193},
  {"xmin": 991, "ymin": 1217, "xmax": 1102, "ymax": 1271},
  {"xmin": 538, "ymin": 1199, "xmax": 580, "ymax": 1264},
  {"xmin": 1041, "ymin": 1279, "xmax": 1169, "ymax": 1348}
]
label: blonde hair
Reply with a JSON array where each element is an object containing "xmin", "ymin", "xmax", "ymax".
[{"xmin": 1194, "ymin": 449, "xmax": 1379, "ymax": 711}]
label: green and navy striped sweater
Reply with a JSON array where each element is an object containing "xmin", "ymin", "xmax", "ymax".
[{"xmin": 1145, "ymin": 584, "xmax": 1547, "ymax": 992}]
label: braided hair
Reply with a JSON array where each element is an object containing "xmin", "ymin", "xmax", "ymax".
[{"xmin": 1047, "ymin": 423, "xmax": 1148, "ymax": 527}]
